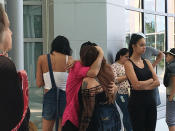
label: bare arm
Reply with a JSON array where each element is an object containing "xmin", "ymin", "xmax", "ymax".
[
  {"xmin": 152, "ymin": 51, "xmax": 164, "ymax": 68},
  {"xmin": 36, "ymin": 56, "xmax": 44, "ymax": 88},
  {"xmin": 115, "ymin": 76, "xmax": 128, "ymax": 83},
  {"xmin": 143, "ymin": 59, "xmax": 160, "ymax": 90},
  {"xmin": 111, "ymin": 64, "xmax": 127, "ymax": 83},
  {"xmin": 65, "ymin": 56, "xmax": 74, "ymax": 72},
  {"xmin": 169, "ymin": 76, "xmax": 175, "ymax": 101},
  {"xmin": 86, "ymin": 46, "xmax": 104, "ymax": 77},
  {"xmin": 124, "ymin": 61, "xmax": 153, "ymax": 90}
]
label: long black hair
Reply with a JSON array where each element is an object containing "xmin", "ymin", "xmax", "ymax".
[
  {"xmin": 115, "ymin": 48, "xmax": 129, "ymax": 62},
  {"xmin": 129, "ymin": 33, "xmax": 144, "ymax": 57},
  {"xmin": 50, "ymin": 35, "xmax": 72, "ymax": 56}
]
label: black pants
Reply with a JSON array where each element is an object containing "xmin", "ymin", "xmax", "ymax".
[
  {"xmin": 62, "ymin": 120, "xmax": 78, "ymax": 131},
  {"xmin": 128, "ymin": 90, "xmax": 157, "ymax": 131}
]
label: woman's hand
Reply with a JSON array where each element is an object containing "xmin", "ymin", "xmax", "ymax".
[
  {"xmin": 131, "ymin": 78, "xmax": 154, "ymax": 90},
  {"xmin": 65, "ymin": 57, "xmax": 75, "ymax": 71},
  {"xmin": 108, "ymin": 82, "xmax": 118, "ymax": 94},
  {"xmin": 95, "ymin": 46, "xmax": 104, "ymax": 56}
]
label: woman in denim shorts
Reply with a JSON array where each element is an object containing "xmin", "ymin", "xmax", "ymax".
[
  {"xmin": 163, "ymin": 48, "xmax": 175, "ymax": 131},
  {"xmin": 36, "ymin": 36, "xmax": 73, "ymax": 131}
]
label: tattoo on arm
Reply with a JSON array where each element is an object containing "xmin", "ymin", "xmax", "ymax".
[{"xmin": 82, "ymin": 81, "xmax": 88, "ymax": 89}]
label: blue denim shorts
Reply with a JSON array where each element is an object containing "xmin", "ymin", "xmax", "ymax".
[
  {"xmin": 42, "ymin": 88, "xmax": 66, "ymax": 120},
  {"xmin": 87, "ymin": 104, "xmax": 121, "ymax": 131}
]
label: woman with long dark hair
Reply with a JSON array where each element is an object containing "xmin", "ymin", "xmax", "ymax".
[
  {"xmin": 111, "ymin": 48, "xmax": 132, "ymax": 131},
  {"xmin": 79, "ymin": 46, "xmax": 121, "ymax": 131},
  {"xmin": 36, "ymin": 35, "xmax": 72, "ymax": 131},
  {"xmin": 124, "ymin": 33, "xmax": 160, "ymax": 131}
]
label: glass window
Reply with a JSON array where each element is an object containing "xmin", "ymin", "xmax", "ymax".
[
  {"xmin": 168, "ymin": 17, "xmax": 175, "ymax": 49},
  {"xmin": 125, "ymin": 0, "xmax": 142, "ymax": 8},
  {"xmin": 156, "ymin": 16, "xmax": 165, "ymax": 78},
  {"xmin": 125, "ymin": 10, "xmax": 142, "ymax": 46},
  {"xmin": 23, "ymin": 5, "xmax": 42, "ymax": 38},
  {"xmin": 156, "ymin": 0, "xmax": 165, "ymax": 12},
  {"xmin": 145, "ymin": 14, "xmax": 155, "ymax": 34},
  {"xmin": 146, "ymin": 34, "xmax": 155, "ymax": 47},
  {"xmin": 168, "ymin": 0, "xmax": 175, "ymax": 14},
  {"xmin": 23, "ymin": 0, "xmax": 41, "ymax": 1},
  {"xmin": 144, "ymin": 0, "xmax": 155, "ymax": 11},
  {"xmin": 24, "ymin": 42, "xmax": 43, "ymax": 87},
  {"xmin": 145, "ymin": 14, "xmax": 165, "ymax": 78}
]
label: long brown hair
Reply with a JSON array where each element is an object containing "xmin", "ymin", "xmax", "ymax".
[
  {"xmin": 80, "ymin": 45, "xmax": 115, "ymax": 103},
  {"xmin": 97, "ymin": 58, "xmax": 115, "ymax": 104}
]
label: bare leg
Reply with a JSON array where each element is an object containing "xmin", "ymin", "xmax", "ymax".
[
  {"xmin": 58, "ymin": 118, "xmax": 63, "ymax": 131},
  {"xmin": 42, "ymin": 118, "xmax": 55, "ymax": 131},
  {"xmin": 169, "ymin": 126, "xmax": 175, "ymax": 131}
]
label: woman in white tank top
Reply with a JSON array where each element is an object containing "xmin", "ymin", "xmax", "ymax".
[{"xmin": 36, "ymin": 35, "xmax": 73, "ymax": 131}]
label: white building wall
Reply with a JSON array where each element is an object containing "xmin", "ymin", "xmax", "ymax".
[
  {"xmin": 107, "ymin": 0, "xmax": 125, "ymax": 63},
  {"xmin": 54, "ymin": 0, "xmax": 107, "ymax": 59},
  {"xmin": 0, "ymin": 0, "xmax": 4, "ymax": 5},
  {"xmin": 53, "ymin": 0, "xmax": 126, "ymax": 62}
]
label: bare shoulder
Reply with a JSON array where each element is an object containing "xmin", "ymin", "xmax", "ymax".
[
  {"xmin": 82, "ymin": 77, "xmax": 99, "ymax": 89},
  {"xmin": 38, "ymin": 54, "xmax": 46, "ymax": 61},
  {"xmin": 37, "ymin": 55, "xmax": 48, "ymax": 68},
  {"xmin": 144, "ymin": 59, "xmax": 152, "ymax": 66},
  {"xmin": 124, "ymin": 60, "xmax": 132, "ymax": 68}
]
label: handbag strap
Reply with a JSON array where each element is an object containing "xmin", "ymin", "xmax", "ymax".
[{"xmin": 47, "ymin": 54, "xmax": 57, "ymax": 88}]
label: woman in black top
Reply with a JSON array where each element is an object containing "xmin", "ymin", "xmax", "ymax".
[
  {"xmin": 0, "ymin": 3, "xmax": 29, "ymax": 130},
  {"xmin": 124, "ymin": 33, "xmax": 160, "ymax": 131}
]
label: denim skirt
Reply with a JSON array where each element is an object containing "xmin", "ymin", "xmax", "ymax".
[{"xmin": 42, "ymin": 88, "xmax": 66, "ymax": 120}]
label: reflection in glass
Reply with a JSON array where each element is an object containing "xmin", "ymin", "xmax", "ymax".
[
  {"xmin": 145, "ymin": 14, "xmax": 165, "ymax": 78},
  {"xmin": 156, "ymin": 0, "xmax": 165, "ymax": 12},
  {"xmin": 145, "ymin": 14, "xmax": 155, "ymax": 34},
  {"xmin": 156, "ymin": 16, "xmax": 165, "ymax": 78},
  {"xmin": 168, "ymin": 0, "xmax": 175, "ymax": 14},
  {"xmin": 168, "ymin": 17, "xmax": 175, "ymax": 48},
  {"xmin": 146, "ymin": 34, "xmax": 155, "ymax": 47},
  {"xmin": 144, "ymin": 0, "xmax": 155, "ymax": 11},
  {"xmin": 156, "ymin": 33, "xmax": 165, "ymax": 77},
  {"xmin": 125, "ymin": 10, "xmax": 142, "ymax": 46},
  {"xmin": 24, "ymin": 42, "xmax": 43, "ymax": 87},
  {"xmin": 156, "ymin": 16, "xmax": 165, "ymax": 33},
  {"xmin": 125, "ymin": 0, "xmax": 141, "ymax": 8},
  {"xmin": 23, "ymin": 0, "xmax": 41, "ymax": 1},
  {"xmin": 23, "ymin": 6, "xmax": 42, "ymax": 38}
]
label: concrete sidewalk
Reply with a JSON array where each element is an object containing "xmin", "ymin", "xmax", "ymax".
[{"xmin": 29, "ymin": 87, "xmax": 43, "ymax": 131}]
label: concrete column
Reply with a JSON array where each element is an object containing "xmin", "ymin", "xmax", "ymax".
[
  {"xmin": 0, "ymin": 0, "xmax": 4, "ymax": 5},
  {"xmin": 6, "ymin": 0, "xmax": 24, "ymax": 70},
  {"xmin": 53, "ymin": 0, "xmax": 126, "ymax": 63},
  {"xmin": 54, "ymin": 0, "xmax": 107, "ymax": 59},
  {"xmin": 107, "ymin": 0, "xmax": 126, "ymax": 63}
]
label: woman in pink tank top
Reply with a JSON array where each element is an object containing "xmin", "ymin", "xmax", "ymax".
[{"xmin": 62, "ymin": 42, "xmax": 104, "ymax": 131}]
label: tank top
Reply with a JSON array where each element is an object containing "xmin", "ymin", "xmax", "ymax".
[
  {"xmin": 129, "ymin": 59, "xmax": 153, "ymax": 89},
  {"xmin": 43, "ymin": 55, "xmax": 68, "ymax": 91}
]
